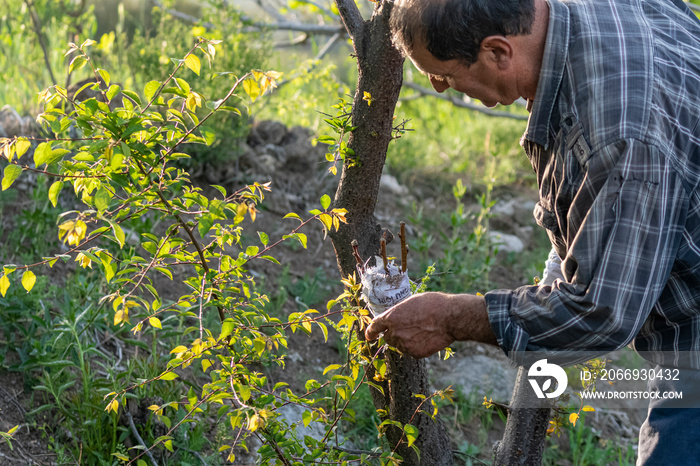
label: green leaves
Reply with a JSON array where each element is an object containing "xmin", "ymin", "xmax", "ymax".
[
  {"xmin": 48, "ymin": 181, "xmax": 63, "ymax": 207},
  {"xmin": 159, "ymin": 372, "xmax": 179, "ymax": 381},
  {"xmin": 144, "ymin": 80, "xmax": 160, "ymax": 102},
  {"xmin": 219, "ymin": 319, "xmax": 235, "ymax": 342},
  {"xmin": 97, "ymin": 69, "xmax": 111, "ymax": 87},
  {"xmin": 108, "ymin": 221, "xmax": 125, "ymax": 248},
  {"xmin": 0, "ymin": 49, "xmax": 397, "ymax": 465},
  {"xmin": 403, "ymin": 424, "xmax": 419, "ymax": 447},
  {"xmin": 106, "ymin": 84, "xmax": 121, "ymax": 102},
  {"xmin": 34, "ymin": 142, "xmax": 69, "ymax": 167},
  {"xmin": 283, "ymin": 232, "xmax": 307, "ymax": 249},
  {"xmin": 0, "ymin": 274, "xmax": 9, "ymax": 297},
  {"xmin": 34, "ymin": 142, "xmax": 51, "ymax": 167},
  {"xmin": 68, "ymin": 55, "xmax": 88, "ymax": 74},
  {"xmin": 1, "ymin": 164, "xmax": 21, "ymax": 191},
  {"xmin": 243, "ymin": 78, "xmax": 261, "ymax": 102},
  {"xmin": 15, "ymin": 138, "xmax": 30, "ymax": 158},
  {"xmin": 94, "ymin": 187, "xmax": 111, "ymax": 213},
  {"xmin": 21, "ymin": 270, "xmax": 36, "ymax": 292},
  {"xmin": 185, "ymin": 54, "xmax": 201, "ymax": 75},
  {"xmin": 149, "ymin": 317, "xmax": 162, "ymax": 329},
  {"xmin": 200, "ymin": 126, "xmax": 216, "ymax": 146}
]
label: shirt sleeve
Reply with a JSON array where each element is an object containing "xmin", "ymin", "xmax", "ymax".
[
  {"xmin": 540, "ymin": 247, "xmax": 564, "ymax": 287},
  {"xmin": 485, "ymin": 139, "xmax": 689, "ymax": 364}
]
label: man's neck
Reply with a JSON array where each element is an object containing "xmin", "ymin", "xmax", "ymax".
[{"xmin": 512, "ymin": 0, "xmax": 550, "ymax": 101}]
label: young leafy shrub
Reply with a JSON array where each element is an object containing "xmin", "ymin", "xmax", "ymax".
[
  {"xmin": 0, "ymin": 37, "xmax": 384, "ymax": 464},
  {"xmin": 114, "ymin": 1, "xmax": 269, "ymax": 170}
]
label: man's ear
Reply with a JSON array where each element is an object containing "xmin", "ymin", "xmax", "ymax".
[{"xmin": 480, "ymin": 36, "xmax": 513, "ymax": 70}]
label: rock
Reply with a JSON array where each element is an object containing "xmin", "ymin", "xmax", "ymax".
[
  {"xmin": 491, "ymin": 199, "xmax": 516, "ymax": 217},
  {"xmin": 380, "ymin": 174, "xmax": 409, "ymax": 197},
  {"xmin": 489, "ymin": 230, "xmax": 525, "ymax": 254},
  {"xmin": 0, "ymin": 105, "xmax": 39, "ymax": 138},
  {"xmin": 430, "ymin": 353, "xmax": 517, "ymax": 403},
  {"xmin": 262, "ymin": 143, "xmax": 287, "ymax": 163},
  {"xmin": 492, "ymin": 197, "xmax": 538, "ymax": 226},
  {"xmin": 281, "ymin": 126, "xmax": 318, "ymax": 173},
  {"xmin": 237, "ymin": 141, "xmax": 280, "ymax": 175},
  {"xmin": 249, "ymin": 120, "xmax": 287, "ymax": 146}
]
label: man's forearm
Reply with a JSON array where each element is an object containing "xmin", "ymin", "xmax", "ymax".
[{"xmin": 445, "ymin": 293, "xmax": 499, "ymax": 346}]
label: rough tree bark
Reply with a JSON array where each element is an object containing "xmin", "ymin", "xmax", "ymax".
[
  {"xmin": 329, "ymin": 0, "xmax": 550, "ymax": 464},
  {"xmin": 493, "ymin": 367, "xmax": 551, "ymax": 464},
  {"xmin": 328, "ymin": 0, "xmax": 453, "ymax": 464}
]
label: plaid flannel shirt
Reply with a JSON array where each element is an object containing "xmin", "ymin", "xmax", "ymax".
[{"xmin": 485, "ymin": 0, "xmax": 700, "ymax": 368}]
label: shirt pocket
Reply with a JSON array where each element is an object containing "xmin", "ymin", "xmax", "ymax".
[{"xmin": 532, "ymin": 114, "xmax": 592, "ymax": 261}]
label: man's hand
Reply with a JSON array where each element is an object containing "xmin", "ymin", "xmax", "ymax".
[{"xmin": 364, "ymin": 292, "xmax": 497, "ymax": 359}]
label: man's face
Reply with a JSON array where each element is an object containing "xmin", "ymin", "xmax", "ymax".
[{"xmin": 407, "ymin": 43, "xmax": 517, "ymax": 108}]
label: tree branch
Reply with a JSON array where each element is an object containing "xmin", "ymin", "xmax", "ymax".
[
  {"xmin": 334, "ymin": 0, "xmax": 365, "ymax": 42},
  {"xmin": 273, "ymin": 32, "xmax": 343, "ymax": 90},
  {"xmin": 25, "ymin": 0, "xmax": 57, "ymax": 85},
  {"xmin": 294, "ymin": 0, "xmax": 336, "ymax": 19},
  {"xmin": 274, "ymin": 33, "xmax": 308, "ymax": 47},
  {"xmin": 125, "ymin": 411, "xmax": 160, "ymax": 466},
  {"xmin": 401, "ymin": 81, "xmax": 529, "ymax": 120},
  {"xmin": 152, "ymin": 0, "xmax": 346, "ymax": 35},
  {"xmin": 247, "ymin": 21, "xmax": 344, "ymax": 34},
  {"xmin": 151, "ymin": 0, "xmax": 215, "ymax": 29}
]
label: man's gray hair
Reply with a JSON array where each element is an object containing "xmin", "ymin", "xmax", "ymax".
[{"xmin": 390, "ymin": 0, "xmax": 535, "ymax": 65}]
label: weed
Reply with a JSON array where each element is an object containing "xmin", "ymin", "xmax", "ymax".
[
  {"xmin": 543, "ymin": 411, "xmax": 637, "ymax": 466},
  {"xmin": 410, "ymin": 178, "xmax": 496, "ymax": 295}
]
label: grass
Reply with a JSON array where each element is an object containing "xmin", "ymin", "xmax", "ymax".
[{"xmin": 544, "ymin": 411, "xmax": 637, "ymax": 466}]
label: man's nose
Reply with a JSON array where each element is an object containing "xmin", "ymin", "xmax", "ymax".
[{"xmin": 429, "ymin": 75, "xmax": 450, "ymax": 93}]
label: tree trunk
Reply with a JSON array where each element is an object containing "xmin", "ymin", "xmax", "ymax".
[
  {"xmin": 493, "ymin": 367, "xmax": 551, "ymax": 465},
  {"xmin": 330, "ymin": 1, "xmax": 550, "ymax": 464},
  {"xmin": 329, "ymin": 0, "xmax": 453, "ymax": 464}
]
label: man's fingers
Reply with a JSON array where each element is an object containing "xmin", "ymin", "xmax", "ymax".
[{"xmin": 365, "ymin": 318, "xmax": 388, "ymax": 341}]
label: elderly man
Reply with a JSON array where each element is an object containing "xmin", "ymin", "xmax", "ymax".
[{"xmin": 365, "ymin": 0, "xmax": 700, "ymax": 463}]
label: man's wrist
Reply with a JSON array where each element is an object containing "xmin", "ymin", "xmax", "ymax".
[{"xmin": 446, "ymin": 293, "xmax": 497, "ymax": 345}]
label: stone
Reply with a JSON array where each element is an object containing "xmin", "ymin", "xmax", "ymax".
[
  {"xmin": 430, "ymin": 353, "xmax": 517, "ymax": 403},
  {"xmin": 0, "ymin": 105, "xmax": 39, "ymax": 138},
  {"xmin": 380, "ymin": 174, "xmax": 409, "ymax": 196},
  {"xmin": 489, "ymin": 230, "xmax": 525, "ymax": 254},
  {"xmin": 249, "ymin": 120, "xmax": 287, "ymax": 146}
]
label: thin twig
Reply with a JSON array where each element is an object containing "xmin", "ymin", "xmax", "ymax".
[
  {"xmin": 294, "ymin": 0, "xmax": 336, "ymax": 18},
  {"xmin": 246, "ymin": 21, "xmax": 343, "ymax": 35},
  {"xmin": 274, "ymin": 33, "xmax": 308, "ymax": 47},
  {"xmin": 379, "ymin": 237, "xmax": 388, "ymax": 273},
  {"xmin": 351, "ymin": 239, "xmax": 363, "ymax": 266},
  {"xmin": 0, "ymin": 385, "xmax": 26, "ymax": 417},
  {"xmin": 151, "ymin": 0, "xmax": 215, "ymax": 29},
  {"xmin": 25, "ymin": 0, "xmax": 57, "ymax": 85},
  {"xmin": 399, "ymin": 221, "xmax": 407, "ymax": 272},
  {"xmin": 332, "ymin": 446, "xmax": 382, "ymax": 457},
  {"xmin": 125, "ymin": 411, "xmax": 160, "ymax": 466}
]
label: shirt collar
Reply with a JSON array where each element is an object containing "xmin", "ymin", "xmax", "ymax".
[{"xmin": 522, "ymin": 0, "xmax": 570, "ymax": 149}]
